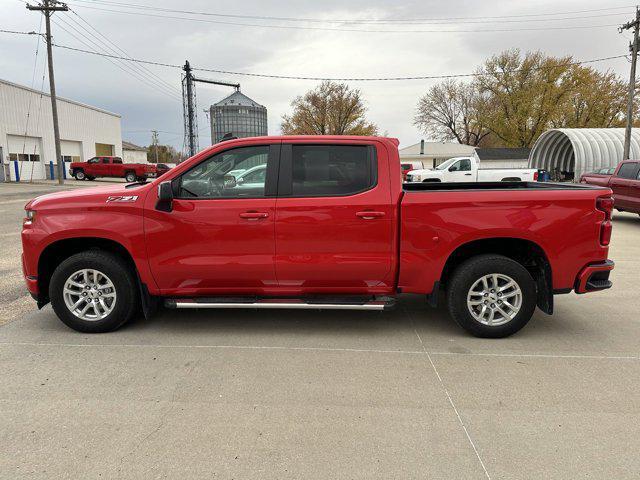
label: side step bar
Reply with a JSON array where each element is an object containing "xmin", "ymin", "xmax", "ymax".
[{"xmin": 165, "ymin": 296, "xmax": 396, "ymax": 311}]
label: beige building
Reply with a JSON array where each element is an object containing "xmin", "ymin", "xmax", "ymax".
[
  {"xmin": 399, "ymin": 140, "xmax": 477, "ymax": 169},
  {"xmin": 122, "ymin": 141, "xmax": 148, "ymax": 163}
]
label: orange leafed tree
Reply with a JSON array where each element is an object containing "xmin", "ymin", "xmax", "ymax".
[{"xmin": 281, "ymin": 81, "xmax": 378, "ymax": 136}]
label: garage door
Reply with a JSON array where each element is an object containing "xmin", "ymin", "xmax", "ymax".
[
  {"xmin": 61, "ymin": 140, "xmax": 82, "ymax": 163},
  {"xmin": 95, "ymin": 143, "xmax": 114, "ymax": 156},
  {"xmin": 7, "ymin": 134, "xmax": 44, "ymax": 180}
]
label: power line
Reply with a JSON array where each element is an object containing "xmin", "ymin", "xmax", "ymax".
[
  {"xmin": 0, "ymin": 28, "xmax": 41, "ymax": 35},
  {"xmin": 51, "ymin": 16, "xmax": 182, "ymax": 102},
  {"xmin": 50, "ymin": 43, "xmax": 630, "ymax": 81},
  {"xmin": 67, "ymin": 7, "xmax": 180, "ymax": 94},
  {"xmin": 54, "ymin": 14, "xmax": 181, "ymax": 98},
  {"xmin": 61, "ymin": 3, "xmax": 623, "ymax": 33},
  {"xmin": 66, "ymin": 0, "xmax": 635, "ymax": 24}
]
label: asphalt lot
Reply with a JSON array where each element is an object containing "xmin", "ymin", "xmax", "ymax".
[{"xmin": 1, "ymin": 181, "xmax": 639, "ymax": 479}]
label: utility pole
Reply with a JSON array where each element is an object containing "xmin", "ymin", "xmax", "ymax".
[
  {"xmin": 27, "ymin": 0, "xmax": 68, "ymax": 185},
  {"xmin": 620, "ymin": 7, "xmax": 640, "ymax": 160},
  {"xmin": 151, "ymin": 130, "xmax": 159, "ymax": 163},
  {"xmin": 182, "ymin": 61, "xmax": 197, "ymax": 158}
]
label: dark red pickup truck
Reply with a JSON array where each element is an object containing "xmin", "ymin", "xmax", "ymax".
[
  {"xmin": 23, "ymin": 136, "xmax": 614, "ymax": 338},
  {"xmin": 581, "ymin": 160, "xmax": 640, "ymax": 215},
  {"xmin": 70, "ymin": 156, "xmax": 155, "ymax": 182}
]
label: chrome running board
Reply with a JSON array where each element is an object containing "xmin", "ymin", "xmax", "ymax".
[{"xmin": 165, "ymin": 297, "xmax": 395, "ymax": 311}]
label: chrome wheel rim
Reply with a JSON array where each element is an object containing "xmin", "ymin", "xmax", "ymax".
[
  {"xmin": 63, "ymin": 269, "xmax": 117, "ymax": 321},
  {"xmin": 467, "ymin": 273, "xmax": 522, "ymax": 326}
]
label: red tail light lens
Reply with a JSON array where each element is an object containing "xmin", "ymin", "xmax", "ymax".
[
  {"xmin": 596, "ymin": 196, "xmax": 614, "ymax": 246},
  {"xmin": 534, "ymin": 171, "xmax": 539, "ymax": 181},
  {"xmin": 596, "ymin": 196, "xmax": 614, "ymax": 220},
  {"xmin": 600, "ymin": 221, "xmax": 612, "ymax": 246}
]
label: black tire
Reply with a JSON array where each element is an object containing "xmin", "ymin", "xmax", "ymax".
[
  {"xmin": 422, "ymin": 178, "xmax": 441, "ymax": 183},
  {"xmin": 74, "ymin": 170, "xmax": 86, "ymax": 181},
  {"xmin": 447, "ymin": 254, "xmax": 537, "ymax": 338},
  {"xmin": 501, "ymin": 177, "xmax": 521, "ymax": 182},
  {"xmin": 49, "ymin": 250, "xmax": 139, "ymax": 333},
  {"xmin": 125, "ymin": 172, "xmax": 136, "ymax": 182}
]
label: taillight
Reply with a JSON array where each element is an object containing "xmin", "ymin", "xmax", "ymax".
[
  {"xmin": 534, "ymin": 171, "xmax": 539, "ymax": 181},
  {"xmin": 596, "ymin": 196, "xmax": 614, "ymax": 220},
  {"xmin": 596, "ymin": 196, "xmax": 614, "ymax": 246}
]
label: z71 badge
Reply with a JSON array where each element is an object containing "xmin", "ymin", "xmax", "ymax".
[{"xmin": 106, "ymin": 195, "xmax": 139, "ymax": 203}]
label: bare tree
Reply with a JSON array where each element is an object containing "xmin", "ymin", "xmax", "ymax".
[
  {"xmin": 281, "ymin": 81, "xmax": 378, "ymax": 135},
  {"xmin": 414, "ymin": 79, "xmax": 490, "ymax": 146}
]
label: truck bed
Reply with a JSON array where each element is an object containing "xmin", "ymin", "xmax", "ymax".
[{"xmin": 403, "ymin": 181, "xmax": 609, "ymax": 192}]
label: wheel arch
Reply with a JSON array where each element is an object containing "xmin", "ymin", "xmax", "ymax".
[
  {"xmin": 38, "ymin": 237, "xmax": 139, "ymax": 305},
  {"xmin": 439, "ymin": 237, "xmax": 554, "ymax": 314}
]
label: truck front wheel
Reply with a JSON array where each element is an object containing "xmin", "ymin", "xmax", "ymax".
[
  {"xmin": 49, "ymin": 251, "xmax": 139, "ymax": 333},
  {"xmin": 74, "ymin": 170, "xmax": 86, "ymax": 180},
  {"xmin": 446, "ymin": 254, "xmax": 537, "ymax": 338},
  {"xmin": 125, "ymin": 172, "xmax": 136, "ymax": 182}
]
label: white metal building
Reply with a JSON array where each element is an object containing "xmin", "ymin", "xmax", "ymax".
[
  {"xmin": 529, "ymin": 128, "xmax": 640, "ymax": 181},
  {"xmin": 1, "ymin": 78, "xmax": 122, "ymax": 181},
  {"xmin": 122, "ymin": 141, "xmax": 148, "ymax": 163}
]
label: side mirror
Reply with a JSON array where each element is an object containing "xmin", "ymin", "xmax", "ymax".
[
  {"xmin": 449, "ymin": 166, "xmax": 458, "ymax": 172},
  {"xmin": 156, "ymin": 181, "xmax": 173, "ymax": 212}
]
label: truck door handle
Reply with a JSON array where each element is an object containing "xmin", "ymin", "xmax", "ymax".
[
  {"xmin": 239, "ymin": 211, "xmax": 269, "ymax": 220},
  {"xmin": 356, "ymin": 211, "xmax": 385, "ymax": 219},
  {"xmin": 464, "ymin": 173, "xmax": 472, "ymax": 176}
]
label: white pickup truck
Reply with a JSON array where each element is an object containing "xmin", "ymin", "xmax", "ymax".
[{"xmin": 406, "ymin": 155, "xmax": 538, "ymax": 183}]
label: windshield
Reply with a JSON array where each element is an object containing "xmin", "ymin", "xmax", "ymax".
[{"xmin": 435, "ymin": 158, "xmax": 458, "ymax": 170}]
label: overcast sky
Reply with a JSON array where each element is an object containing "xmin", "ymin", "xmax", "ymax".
[{"xmin": 0, "ymin": 0, "xmax": 635, "ymax": 151}]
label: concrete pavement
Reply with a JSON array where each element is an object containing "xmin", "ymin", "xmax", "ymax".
[{"xmin": 0, "ymin": 182, "xmax": 639, "ymax": 479}]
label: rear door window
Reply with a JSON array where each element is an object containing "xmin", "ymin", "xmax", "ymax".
[{"xmin": 286, "ymin": 145, "xmax": 376, "ymax": 197}]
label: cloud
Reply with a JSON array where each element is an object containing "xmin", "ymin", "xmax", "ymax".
[{"xmin": 1, "ymin": 0, "xmax": 633, "ymax": 150}]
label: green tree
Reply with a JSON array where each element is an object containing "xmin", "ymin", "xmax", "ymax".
[
  {"xmin": 281, "ymin": 81, "xmax": 378, "ymax": 135},
  {"xmin": 550, "ymin": 65, "xmax": 629, "ymax": 128},
  {"xmin": 476, "ymin": 50, "xmax": 576, "ymax": 148},
  {"xmin": 415, "ymin": 49, "xmax": 631, "ymax": 148},
  {"xmin": 147, "ymin": 144, "xmax": 180, "ymax": 163}
]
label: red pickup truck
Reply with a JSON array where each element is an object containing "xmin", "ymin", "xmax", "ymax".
[
  {"xmin": 581, "ymin": 160, "xmax": 640, "ymax": 215},
  {"xmin": 23, "ymin": 136, "xmax": 614, "ymax": 338},
  {"xmin": 69, "ymin": 156, "xmax": 155, "ymax": 182}
]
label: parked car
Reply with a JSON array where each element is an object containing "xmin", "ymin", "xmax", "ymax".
[
  {"xmin": 69, "ymin": 156, "xmax": 155, "ymax": 182},
  {"xmin": 579, "ymin": 167, "xmax": 617, "ymax": 186},
  {"xmin": 581, "ymin": 160, "xmax": 640, "ymax": 215},
  {"xmin": 23, "ymin": 136, "xmax": 614, "ymax": 338},
  {"xmin": 154, "ymin": 163, "xmax": 172, "ymax": 177},
  {"xmin": 406, "ymin": 155, "xmax": 538, "ymax": 183},
  {"xmin": 401, "ymin": 161, "xmax": 425, "ymax": 182}
]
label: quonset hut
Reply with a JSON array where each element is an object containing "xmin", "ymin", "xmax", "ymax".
[{"xmin": 528, "ymin": 128, "xmax": 640, "ymax": 181}]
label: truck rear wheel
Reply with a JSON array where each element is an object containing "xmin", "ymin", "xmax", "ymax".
[
  {"xmin": 446, "ymin": 254, "xmax": 536, "ymax": 338},
  {"xmin": 49, "ymin": 250, "xmax": 139, "ymax": 333},
  {"xmin": 125, "ymin": 172, "xmax": 136, "ymax": 182}
]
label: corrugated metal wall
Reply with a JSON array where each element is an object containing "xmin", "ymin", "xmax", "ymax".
[
  {"xmin": 1, "ymin": 79, "xmax": 122, "ymax": 180},
  {"xmin": 529, "ymin": 128, "xmax": 640, "ymax": 181}
]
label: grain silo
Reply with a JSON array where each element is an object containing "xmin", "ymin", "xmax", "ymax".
[{"xmin": 209, "ymin": 90, "xmax": 267, "ymax": 144}]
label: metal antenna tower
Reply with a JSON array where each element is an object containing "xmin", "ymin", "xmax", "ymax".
[{"xmin": 182, "ymin": 60, "xmax": 240, "ymax": 157}]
